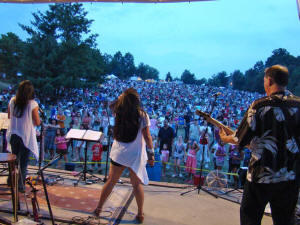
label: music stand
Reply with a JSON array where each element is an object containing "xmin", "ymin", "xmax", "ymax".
[{"xmin": 66, "ymin": 129, "xmax": 103, "ymax": 185}]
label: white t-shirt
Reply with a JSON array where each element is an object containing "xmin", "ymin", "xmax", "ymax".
[
  {"xmin": 6, "ymin": 97, "xmax": 39, "ymax": 159},
  {"xmin": 110, "ymin": 112, "xmax": 150, "ymax": 185}
]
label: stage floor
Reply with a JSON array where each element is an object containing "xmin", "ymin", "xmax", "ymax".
[{"xmin": 0, "ymin": 166, "xmax": 274, "ymax": 225}]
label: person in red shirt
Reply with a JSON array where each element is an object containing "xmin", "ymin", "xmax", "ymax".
[{"xmin": 91, "ymin": 141, "xmax": 103, "ymax": 173}]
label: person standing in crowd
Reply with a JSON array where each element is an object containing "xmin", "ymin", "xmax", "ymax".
[
  {"xmin": 91, "ymin": 140, "xmax": 103, "ymax": 173},
  {"xmin": 219, "ymin": 65, "xmax": 300, "ymax": 225},
  {"xmin": 6, "ymin": 80, "xmax": 41, "ymax": 192},
  {"xmin": 215, "ymin": 141, "xmax": 226, "ymax": 170},
  {"xmin": 93, "ymin": 88, "xmax": 154, "ymax": 224},
  {"xmin": 185, "ymin": 140, "xmax": 199, "ymax": 183},
  {"xmin": 183, "ymin": 110, "xmax": 191, "ymax": 140},
  {"xmin": 161, "ymin": 143, "xmax": 170, "ymax": 177},
  {"xmin": 44, "ymin": 118, "xmax": 59, "ymax": 160},
  {"xmin": 189, "ymin": 120, "xmax": 201, "ymax": 142},
  {"xmin": 56, "ymin": 108, "xmax": 66, "ymax": 133},
  {"xmin": 172, "ymin": 135, "xmax": 185, "ymax": 178},
  {"xmin": 229, "ymin": 145, "xmax": 243, "ymax": 188},
  {"xmin": 92, "ymin": 110, "xmax": 101, "ymax": 131},
  {"xmin": 158, "ymin": 119, "xmax": 175, "ymax": 156},
  {"xmin": 54, "ymin": 129, "xmax": 68, "ymax": 169},
  {"xmin": 82, "ymin": 111, "xmax": 92, "ymax": 130}
]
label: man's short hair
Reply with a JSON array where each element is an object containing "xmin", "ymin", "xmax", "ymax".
[{"xmin": 265, "ymin": 65, "xmax": 289, "ymax": 87}]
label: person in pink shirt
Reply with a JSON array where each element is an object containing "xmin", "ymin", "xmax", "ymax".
[{"xmin": 54, "ymin": 129, "xmax": 69, "ymax": 168}]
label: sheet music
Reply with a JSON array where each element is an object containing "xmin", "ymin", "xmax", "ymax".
[
  {"xmin": 0, "ymin": 113, "xmax": 9, "ymax": 130},
  {"xmin": 83, "ymin": 130, "xmax": 102, "ymax": 141},
  {"xmin": 65, "ymin": 128, "xmax": 86, "ymax": 139}
]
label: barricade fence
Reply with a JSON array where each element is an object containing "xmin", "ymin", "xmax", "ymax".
[{"xmin": 28, "ymin": 157, "xmax": 239, "ymax": 177}]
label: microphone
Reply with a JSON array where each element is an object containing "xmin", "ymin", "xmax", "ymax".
[
  {"xmin": 38, "ymin": 107, "xmax": 46, "ymax": 119},
  {"xmin": 213, "ymin": 92, "xmax": 221, "ymax": 97},
  {"xmin": 38, "ymin": 108, "xmax": 44, "ymax": 115}
]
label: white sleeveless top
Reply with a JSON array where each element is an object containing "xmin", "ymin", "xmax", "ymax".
[
  {"xmin": 6, "ymin": 97, "xmax": 39, "ymax": 159},
  {"xmin": 110, "ymin": 112, "xmax": 150, "ymax": 185}
]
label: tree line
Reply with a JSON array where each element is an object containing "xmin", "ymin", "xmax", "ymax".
[
  {"xmin": 0, "ymin": 3, "xmax": 299, "ymax": 98},
  {"xmin": 173, "ymin": 48, "xmax": 300, "ymax": 96}
]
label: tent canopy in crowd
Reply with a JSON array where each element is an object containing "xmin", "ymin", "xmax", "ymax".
[{"xmin": 106, "ymin": 74, "xmax": 118, "ymax": 80}]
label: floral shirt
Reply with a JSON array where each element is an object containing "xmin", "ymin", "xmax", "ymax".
[{"xmin": 234, "ymin": 90, "xmax": 300, "ymax": 184}]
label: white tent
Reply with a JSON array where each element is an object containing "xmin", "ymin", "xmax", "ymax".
[
  {"xmin": 130, "ymin": 76, "xmax": 142, "ymax": 81},
  {"xmin": 106, "ymin": 74, "xmax": 118, "ymax": 79}
]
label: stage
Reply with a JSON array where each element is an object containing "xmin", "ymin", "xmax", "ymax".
[{"xmin": 0, "ymin": 166, "xmax": 274, "ymax": 225}]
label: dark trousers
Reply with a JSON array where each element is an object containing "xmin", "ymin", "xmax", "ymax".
[
  {"xmin": 241, "ymin": 180, "xmax": 299, "ymax": 225},
  {"xmin": 10, "ymin": 134, "xmax": 30, "ymax": 191},
  {"xmin": 184, "ymin": 125, "xmax": 190, "ymax": 140}
]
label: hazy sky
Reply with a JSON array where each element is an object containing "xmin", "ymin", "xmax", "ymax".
[{"xmin": 0, "ymin": 0, "xmax": 299, "ymax": 79}]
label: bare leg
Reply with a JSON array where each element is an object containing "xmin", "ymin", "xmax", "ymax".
[
  {"xmin": 129, "ymin": 168, "xmax": 144, "ymax": 217},
  {"xmin": 173, "ymin": 158, "xmax": 177, "ymax": 174},
  {"xmin": 177, "ymin": 159, "xmax": 181, "ymax": 174},
  {"xmin": 94, "ymin": 163, "xmax": 125, "ymax": 215},
  {"xmin": 129, "ymin": 168, "xmax": 145, "ymax": 223}
]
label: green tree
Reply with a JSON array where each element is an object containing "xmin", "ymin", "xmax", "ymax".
[
  {"xmin": 110, "ymin": 51, "xmax": 125, "ymax": 79},
  {"xmin": 208, "ymin": 71, "xmax": 228, "ymax": 87},
  {"xmin": 136, "ymin": 63, "xmax": 159, "ymax": 80},
  {"xmin": 231, "ymin": 70, "xmax": 245, "ymax": 90},
  {"xmin": 288, "ymin": 66, "xmax": 300, "ymax": 96},
  {"xmin": 123, "ymin": 52, "xmax": 136, "ymax": 79},
  {"xmin": 265, "ymin": 48, "xmax": 296, "ymax": 70},
  {"xmin": 181, "ymin": 69, "xmax": 196, "ymax": 84},
  {"xmin": 0, "ymin": 32, "xmax": 24, "ymax": 81},
  {"xmin": 195, "ymin": 78, "xmax": 207, "ymax": 85},
  {"xmin": 19, "ymin": 3, "xmax": 104, "ymax": 99},
  {"xmin": 165, "ymin": 72, "xmax": 172, "ymax": 82}
]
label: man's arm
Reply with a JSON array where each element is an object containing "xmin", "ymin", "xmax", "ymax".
[{"xmin": 219, "ymin": 128, "xmax": 238, "ymax": 145}]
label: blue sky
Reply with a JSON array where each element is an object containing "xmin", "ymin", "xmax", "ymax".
[{"xmin": 0, "ymin": 0, "xmax": 299, "ymax": 79}]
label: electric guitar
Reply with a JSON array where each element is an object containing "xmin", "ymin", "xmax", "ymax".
[{"xmin": 196, "ymin": 110, "xmax": 234, "ymax": 135}]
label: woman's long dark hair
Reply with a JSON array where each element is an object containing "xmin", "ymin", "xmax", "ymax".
[
  {"xmin": 13, "ymin": 80, "xmax": 35, "ymax": 118},
  {"xmin": 113, "ymin": 88, "xmax": 144, "ymax": 143}
]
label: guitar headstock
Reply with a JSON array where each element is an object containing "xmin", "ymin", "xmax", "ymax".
[{"xmin": 195, "ymin": 110, "xmax": 211, "ymax": 120}]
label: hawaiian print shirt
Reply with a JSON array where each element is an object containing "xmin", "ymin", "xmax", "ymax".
[{"xmin": 234, "ymin": 90, "xmax": 300, "ymax": 184}]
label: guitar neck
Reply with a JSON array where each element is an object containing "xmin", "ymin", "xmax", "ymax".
[{"xmin": 206, "ymin": 117, "xmax": 234, "ymax": 135}]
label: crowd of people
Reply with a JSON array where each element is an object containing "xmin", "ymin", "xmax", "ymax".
[
  {"xmin": 3, "ymin": 65, "xmax": 299, "ymax": 225},
  {"xmin": 0, "ymin": 78, "xmax": 261, "ymax": 187}
]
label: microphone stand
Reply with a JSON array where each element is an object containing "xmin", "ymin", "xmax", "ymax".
[
  {"xmin": 181, "ymin": 94, "xmax": 220, "ymax": 197},
  {"xmin": 102, "ymin": 102, "xmax": 122, "ymax": 184},
  {"xmin": 38, "ymin": 154, "xmax": 62, "ymax": 225},
  {"xmin": 103, "ymin": 104, "xmax": 111, "ymax": 182},
  {"xmin": 36, "ymin": 109, "xmax": 57, "ymax": 224},
  {"xmin": 38, "ymin": 109, "xmax": 46, "ymax": 171}
]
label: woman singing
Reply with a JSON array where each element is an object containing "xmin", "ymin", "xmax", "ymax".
[
  {"xmin": 6, "ymin": 80, "xmax": 41, "ymax": 192},
  {"xmin": 93, "ymin": 88, "xmax": 154, "ymax": 224}
]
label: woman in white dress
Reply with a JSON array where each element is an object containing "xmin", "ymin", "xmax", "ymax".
[
  {"xmin": 7, "ymin": 80, "xmax": 41, "ymax": 192},
  {"xmin": 93, "ymin": 88, "xmax": 154, "ymax": 224}
]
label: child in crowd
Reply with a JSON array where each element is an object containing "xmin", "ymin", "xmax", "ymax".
[
  {"xmin": 54, "ymin": 129, "xmax": 69, "ymax": 168},
  {"xmin": 91, "ymin": 140, "xmax": 103, "ymax": 173},
  {"xmin": 185, "ymin": 140, "xmax": 199, "ymax": 183},
  {"xmin": 215, "ymin": 141, "xmax": 227, "ymax": 170},
  {"xmin": 161, "ymin": 143, "xmax": 170, "ymax": 177},
  {"xmin": 44, "ymin": 118, "xmax": 59, "ymax": 160},
  {"xmin": 229, "ymin": 145, "xmax": 243, "ymax": 188},
  {"xmin": 173, "ymin": 136, "xmax": 185, "ymax": 178}
]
